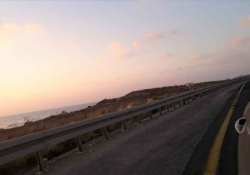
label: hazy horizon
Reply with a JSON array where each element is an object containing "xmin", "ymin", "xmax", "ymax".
[
  {"xmin": 0, "ymin": 76, "xmax": 238, "ymax": 118},
  {"xmin": 0, "ymin": 101, "xmax": 97, "ymax": 119},
  {"xmin": 1, "ymin": 1, "xmax": 250, "ymax": 117}
]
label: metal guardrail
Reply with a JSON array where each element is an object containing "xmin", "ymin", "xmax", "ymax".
[{"xmin": 0, "ymin": 79, "xmax": 245, "ymax": 171}]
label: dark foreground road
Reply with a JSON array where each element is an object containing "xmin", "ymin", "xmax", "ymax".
[{"xmin": 27, "ymin": 82, "xmax": 245, "ymax": 175}]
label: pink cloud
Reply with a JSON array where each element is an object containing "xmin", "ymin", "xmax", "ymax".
[
  {"xmin": 190, "ymin": 54, "xmax": 209, "ymax": 62},
  {"xmin": 108, "ymin": 42, "xmax": 125, "ymax": 54},
  {"xmin": 108, "ymin": 42, "xmax": 135, "ymax": 61},
  {"xmin": 24, "ymin": 24, "xmax": 44, "ymax": 36},
  {"xmin": 157, "ymin": 52, "xmax": 172, "ymax": 59},
  {"xmin": 0, "ymin": 22, "xmax": 19, "ymax": 34},
  {"xmin": 240, "ymin": 15, "xmax": 250, "ymax": 26},
  {"xmin": 132, "ymin": 40, "xmax": 142, "ymax": 48},
  {"xmin": 146, "ymin": 32, "xmax": 164, "ymax": 40},
  {"xmin": 0, "ymin": 22, "xmax": 45, "ymax": 37},
  {"xmin": 171, "ymin": 29, "xmax": 182, "ymax": 36},
  {"xmin": 132, "ymin": 31, "xmax": 164, "ymax": 48},
  {"xmin": 230, "ymin": 37, "xmax": 250, "ymax": 47},
  {"xmin": 116, "ymin": 52, "xmax": 135, "ymax": 61}
]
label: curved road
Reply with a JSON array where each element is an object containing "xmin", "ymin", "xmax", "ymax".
[{"xmin": 28, "ymin": 82, "xmax": 245, "ymax": 175}]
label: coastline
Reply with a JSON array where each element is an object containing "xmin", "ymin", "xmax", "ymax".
[
  {"xmin": 0, "ymin": 102, "xmax": 96, "ymax": 129},
  {"xmin": 0, "ymin": 80, "xmax": 226, "ymax": 142}
]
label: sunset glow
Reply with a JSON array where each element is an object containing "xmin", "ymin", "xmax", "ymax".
[{"xmin": 0, "ymin": 1, "xmax": 250, "ymax": 117}]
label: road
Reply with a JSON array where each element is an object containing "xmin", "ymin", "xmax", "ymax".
[{"xmin": 28, "ymin": 82, "xmax": 246, "ymax": 175}]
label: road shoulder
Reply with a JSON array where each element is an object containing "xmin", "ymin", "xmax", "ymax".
[{"xmin": 183, "ymin": 85, "xmax": 241, "ymax": 175}]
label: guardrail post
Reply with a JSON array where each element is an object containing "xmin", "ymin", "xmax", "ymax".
[
  {"xmin": 159, "ymin": 107, "xmax": 162, "ymax": 115},
  {"xmin": 36, "ymin": 150, "xmax": 45, "ymax": 172},
  {"xmin": 102, "ymin": 127, "xmax": 109, "ymax": 139},
  {"xmin": 75, "ymin": 136, "xmax": 83, "ymax": 152},
  {"xmin": 122, "ymin": 120, "xmax": 127, "ymax": 131},
  {"xmin": 148, "ymin": 111, "xmax": 153, "ymax": 120},
  {"xmin": 137, "ymin": 115, "xmax": 141, "ymax": 124}
]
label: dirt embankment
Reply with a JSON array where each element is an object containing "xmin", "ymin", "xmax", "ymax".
[{"xmin": 0, "ymin": 80, "xmax": 226, "ymax": 142}]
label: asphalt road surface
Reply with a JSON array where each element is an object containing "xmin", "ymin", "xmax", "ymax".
[{"xmin": 31, "ymin": 82, "xmax": 246, "ymax": 175}]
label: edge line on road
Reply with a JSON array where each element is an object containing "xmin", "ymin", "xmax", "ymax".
[{"xmin": 203, "ymin": 83, "xmax": 245, "ymax": 175}]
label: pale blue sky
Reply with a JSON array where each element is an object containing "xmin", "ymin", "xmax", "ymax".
[
  {"xmin": 0, "ymin": 1, "xmax": 250, "ymax": 116},
  {"xmin": 1, "ymin": 1, "xmax": 249, "ymax": 56}
]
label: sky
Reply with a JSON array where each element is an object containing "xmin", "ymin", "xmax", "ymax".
[{"xmin": 0, "ymin": 1, "xmax": 250, "ymax": 117}]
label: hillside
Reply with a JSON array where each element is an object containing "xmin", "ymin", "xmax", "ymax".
[{"xmin": 0, "ymin": 80, "xmax": 226, "ymax": 142}]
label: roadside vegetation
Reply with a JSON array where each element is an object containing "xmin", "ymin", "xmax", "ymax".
[{"xmin": 0, "ymin": 80, "xmax": 227, "ymax": 175}]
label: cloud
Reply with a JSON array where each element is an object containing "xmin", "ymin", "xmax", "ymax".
[
  {"xmin": 158, "ymin": 49, "xmax": 250, "ymax": 85},
  {"xmin": 108, "ymin": 42, "xmax": 135, "ymax": 61},
  {"xmin": 159, "ymin": 51, "xmax": 250, "ymax": 79},
  {"xmin": 0, "ymin": 22, "xmax": 19, "ymax": 34},
  {"xmin": 157, "ymin": 52, "xmax": 172, "ymax": 59},
  {"xmin": 24, "ymin": 24, "xmax": 44, "ymax": 36},
  {"xmin": 132, "ymin": 31, "xmax": 164, "ymax": 48},
  {"xmin": 117, "ymin": 52, "xmax": 135, "ymax": 60},
  {"xmin": 0, "ymin": 22, "xmax": 45, "ymax": 46},
  {"xmin": 0, "ymin": 22, "xmax": 20, "ymax": 47},
  {"xmin": 132, "ymin": 40, "xmax": 142, "ymax": 48},
  {"xmin": 219, "ymin": 51, "xmax": 249, "ymax": 63},
  {"xmin": 171, "ymin": 29, "xmax": 182, "ymax": 36},
  {"xmin": 0, "ymin": 22, "xmax": 44, "ymax": 36},
  {"xmin": 146, "ymin": 32, "xmax": 164, "ymax": 40},
  {"xmin": 95, "ymin": 57, "xmax": 106, "ymax": 64},
  {"xmin": 240, "ymin": 15, "xmax": 250, "ymax": 26},
  {"xmin": 189, "ymin": 54, "xmax": 210, "ymax": 62},
  {"xmin": 230, "ymin": 37, "xmax": 250, "ymax": 47},
  {"xmin": 0, "ymin": 22, "xmax": 45, "ymax": 47},
  {"xmin": 108, "ymin": 42, "xmax": 125, "ymax": 54}
]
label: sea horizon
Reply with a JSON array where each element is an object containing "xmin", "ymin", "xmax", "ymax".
[{"xmin": 0, "ymin": 101, "xmax": 97, "ymax": 129}]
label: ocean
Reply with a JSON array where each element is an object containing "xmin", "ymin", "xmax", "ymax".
[{"xmin": 0, "ymin": 102, "xmax": 96, "ymax": 129}]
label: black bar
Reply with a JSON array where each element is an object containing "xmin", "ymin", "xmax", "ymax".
[
  {"xmin": 102, "ymin": 127, "xmax": 109, "ymax": 139},
  {"xmin": 159, "ymin": 108, "xmax": 162, "ymax": 115},
  {"xmin": 122, "ymin": 120, "xmax": 127, "ymax": 131},
  {"xmin": 75, "ymin": 136, "xmax": 83, "ymax": 152},
  {"xmin": 36, "ymin": 151, "xmax": 44, "ymax": 172},
  {"xmin": 148, "ymin": 112, "xmax": 153, "ymax": 120},
  {"xmin": 137, "ymin": 115, "xmax": 141, "ymax": 124}
]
